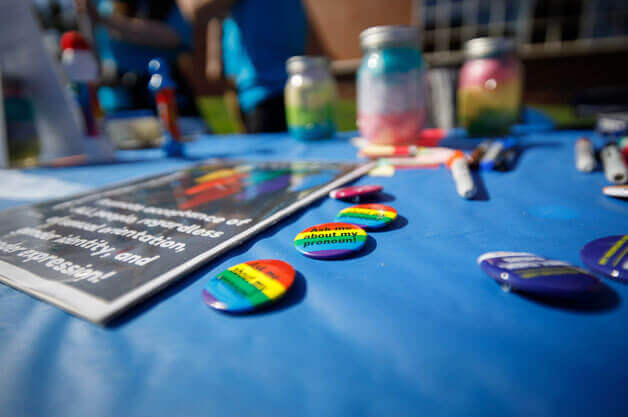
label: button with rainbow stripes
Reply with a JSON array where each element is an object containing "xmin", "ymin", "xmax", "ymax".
[
  {"xmin": 335, "ymin": 203, "xmax": 397, "ymax": 230},
  {"xmin": 294, "ymin": 222, "xmax": 367, "ymax": 259},
  {"xmin": 202, "ymin": 259, "xmax": 295, "ymax": 313}
]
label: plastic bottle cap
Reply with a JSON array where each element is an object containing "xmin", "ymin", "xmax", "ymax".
[
  {"xmin": 202, "ymin": 259, "xmax": 295, "ymax": 312},
  {"xmin": 60, "ymin": 31, "xmax": 90, "ymax": 51}
]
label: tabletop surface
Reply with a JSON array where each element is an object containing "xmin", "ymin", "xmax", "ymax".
[{"xmin": 1, "ymin": 130, "xmax": 627, "ymax": 417}]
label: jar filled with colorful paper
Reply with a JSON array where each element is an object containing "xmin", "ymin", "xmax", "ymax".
[
  {"xmin": 458, "ymin": 37, "xmax": 523, "ymax": 137},
  {"xmin": 357, "ymin": 25, "xmax": 426, "ymax": 145},
  {"xmin": 285, "ymin": 56, "xmax": 337, "ymax": 140}
]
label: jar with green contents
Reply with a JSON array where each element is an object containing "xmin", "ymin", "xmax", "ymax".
[
  {"xmin": 457, "ymin": 37, "xmax": 523, "ymax": 137},
  {"xmin": 285, "ymin": 56, "xmax": 337, "ymax": 140},
  {"xmin": 2, "ymin": 75, "xmax": 39, "ymax": 167}
]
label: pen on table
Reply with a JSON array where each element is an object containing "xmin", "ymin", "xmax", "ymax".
[
  {"xmin": 480, "ymin": 137, "xmax": 516, "ymax": 171},
  {"xmin": 468, "ymin": 139, "xmax": 493, "ymax": 170},
  {"xmin": 574, "ymin": 137, "xmax": 597, "ymax": 173},
  {"xmin": 494, "ymin": 144, "xmax": 519, "ymax": 172},
  {"xmin": 447, "ymin": 150, "xmax": 476, "ymax": 199},
  {"xmin": 600, "ymin": 142, "xmax": 628, "ymax": 184},
  {"xmin": 360, "ymin": 144, "xmax": 417, "ymax": 158}
]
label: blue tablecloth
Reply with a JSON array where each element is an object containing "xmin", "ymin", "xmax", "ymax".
[{"xmin": 1, "ymin": 131, "xmax": 627, "ymax": 417}]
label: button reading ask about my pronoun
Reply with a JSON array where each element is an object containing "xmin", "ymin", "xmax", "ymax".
[
  {"xmin": 294, "ymin": 222, "xmax": 367, "ymax": 259},
  {"xmin": 335, "ymin": 203, "xmax": 397, "ymax": 230},
  {"xmin": 202, "ymin": 259, "xmax": 295, "ymax": 312}
]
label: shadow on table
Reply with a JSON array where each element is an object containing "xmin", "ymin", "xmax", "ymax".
[
  {"xmin": 355, "ymin": 192, "xmax": 396, "ymax": 203},
  {"xmin": 368, "ymin": 215, "xmax": 408, "ymax": 233},
  {"xmin": 503, "ymin": 141, "xmax": 563, "ymax": 172},
  {"xmin": 106, "ymin": 196, "xmax": 327, "ymax": 328},
  {"xmin": 516, "ymin": 282, "xmax": 620, "ymax": 313},
  {"xmin": 471, "ymin": 171, "xmax": 490, "ymax": 201}
]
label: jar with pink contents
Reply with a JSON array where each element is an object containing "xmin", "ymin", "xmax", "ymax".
[
  {"xmin": 357, "ymin": 26, "xmax": 426, "ymax": 145},
  {"xmin": 458, "ymin": 37, "xmax": 523, "ymax": 137}
]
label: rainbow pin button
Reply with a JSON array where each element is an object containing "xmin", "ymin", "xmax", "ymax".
[
  {"xmin": 202, "ymin": 259, "xmax": 295, "ymax": 312},
  {"xmin": 329, "ymin": 184, "xmax": 382, "ymax": 200},
  {"xmin": 294, "ymin": 222, "xmax": 367, "ymax": 259},
  {"xmin": 335, "ymin": 203, "xmax": 397, "ymax": 230}
]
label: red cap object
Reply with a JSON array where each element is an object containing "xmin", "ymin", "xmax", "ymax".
[
  {"xmin": 60, "ymin": 31, "xmax": 90, "ymax": 51},
  {"xmin": 446, "ymin": 150, "xmax": 466, "ymax": 168}
]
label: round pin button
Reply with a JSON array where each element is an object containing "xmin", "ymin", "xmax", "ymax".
[
  {"xmin": 329, "ymin": 184, "xmax": 382, "ymax": 200},
  {"xmin": 294, "ymin": 222, "xmax": 367, "ymax": 259},
  {"xmin": 202, "ymin": 259, "xmax": 295, "ymax": 312},
  {"xmin": 335, "ymin": 203, "xmax": 397, "ymax": 230},
  {"xmin": 581, "ymin": 235, "xmax": 628, "ymax": 281},
  {"xmin": 478, "ymin": 251, "xmax": 600, "ymax": 297}
]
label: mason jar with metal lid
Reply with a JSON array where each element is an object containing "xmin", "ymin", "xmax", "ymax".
[
  {"xmin": 457, "ymin": 37, "xmax": 523, "ymax": 137},
  {"xmin": 285, "ymin": 56, "xmax": 337, "ymax": 140},
  {"xmin": 357, "ymin": 25, "xmax": 426, "ymax": 145}
]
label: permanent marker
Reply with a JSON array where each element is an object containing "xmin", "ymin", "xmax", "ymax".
[
  {"xmin": 600, "ymin": 143, "xmax": 628, "ymax": 184},
  {"xmin": 360, "ymin": 144, "xmax": 417, "ymax": 158},
  {"xmin": 447, "ymin": 151, "xmax": 476, "ymax": 199},
  {"xmin": 468, "ymin": 139, "xmax": 493, "ymax": 169},
  {"xmin": 574, "ymin": 137, "xmax": 596, "ymax": 173},
  {"xmin": 480, "ymin": 137, "xmax": 516, "ymax": 171}
]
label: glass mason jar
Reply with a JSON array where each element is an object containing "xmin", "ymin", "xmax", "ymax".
[
  {"xmin": 2, "ymin": 75, "xmax": 39, "ymax": 167},
  {"xmin": 285, "ymin": 56, "xmax": 337, "ymax": 140},
  {"xmin": 457, "ymin": 37, "xmax": 523, "ymax": 137},
  {"xmin": 357, "ymin": 25, "xmax": 426, "ymax": 145}
]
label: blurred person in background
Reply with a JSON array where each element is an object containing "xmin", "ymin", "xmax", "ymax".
[
  {"xmin": 74, "ymin": 0, "xmax": 199, "ymax": 115},
  {"xmin": 177, "ymin": 0, "xmax": 307, "ymax": 133}
]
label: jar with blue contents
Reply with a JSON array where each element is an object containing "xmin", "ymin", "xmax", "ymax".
[
  {"xmin": 285, "ymin": 56, "xmax": 337, "ymax": 140},
  {"xmin": 357, "ymin": 26, "xmax": 426, "ymax": 145}
]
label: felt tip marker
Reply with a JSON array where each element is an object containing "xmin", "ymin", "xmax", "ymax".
[
  {"xmin": 480, "ymin": 137, "xmax": 517, "ymax": 171},
  {"xmin": 575, "ymin": 137, "xmax": 596, "ymax": 173},
  {"xmin": 494, "ymin": 147, "xmax": 518, "ymax": 171},
  {"xmin": 447, "ymin": 151, "xmax": 476, "ymax": 199},
  {"xmin": 468, "ymin": 139, "xmax": 493, "ymax": 169},
  {"xmin": 600, "ymin": 143, "xmax": 628, "ymax": 184},
  {"xmin": 360, "ymin": 144, "xmax": 417, "ymax": 158},
  {"xmin": 602, "ymin": 185, "xmax": 628, "ymax": 199}
]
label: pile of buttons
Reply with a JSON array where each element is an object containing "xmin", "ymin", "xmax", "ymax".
[{"xmin": 203, "ymin": 183, "xmax": 400, "ymax": 313}]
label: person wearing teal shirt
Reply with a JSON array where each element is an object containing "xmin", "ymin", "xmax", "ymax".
[{"xmin": 178, "ymin": 0, "xmax": 307, "ymax": 132}]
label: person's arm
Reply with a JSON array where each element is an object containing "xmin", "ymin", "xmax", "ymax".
[
  {"xmin": 176, "ymin": 0, "xmax": 237, "ymax": 23},
  {"xmin": 175, "ymin": 0, "xmax": 235, "ymax": 81},
  {"xmin": 74, "ymin": 0, "xmax": 182, "ymax": 49}
]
